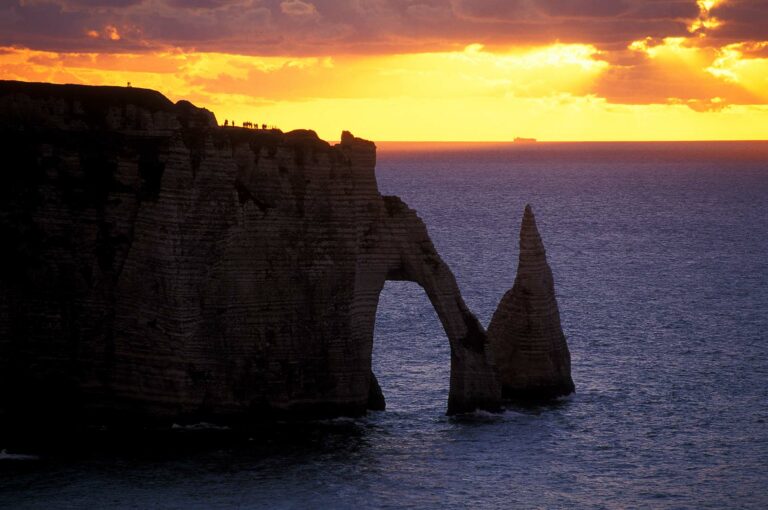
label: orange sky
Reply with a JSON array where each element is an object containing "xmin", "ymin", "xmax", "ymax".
[{"xmin": 1, "ymin": 0, "xmax": 767, "ymax": 141}]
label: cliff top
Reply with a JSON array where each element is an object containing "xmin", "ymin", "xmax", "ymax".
[
  {"xmin": 0, "ymin": 80, "xmax": 374, "ymax": 153},
  {"xmin": 0, "ymin": 80, "xmax": 175, "ymax": 112}
]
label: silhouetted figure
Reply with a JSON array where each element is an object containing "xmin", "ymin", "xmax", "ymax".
[
  {"xmin": 262, "ymin": 123, "xmax": 267, "ymax": 130},
  {"xmin": 224, "ymin": 120, "xmax": 229, "ymax": 126},
  {"xmin": 127, "ymin": 82, "xmax": 131, "ymax": 88}
]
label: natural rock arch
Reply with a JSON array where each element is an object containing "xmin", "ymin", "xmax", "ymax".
[{"xmin": 352, "ymin": 197, "xmax": 501, "ymax": 414}]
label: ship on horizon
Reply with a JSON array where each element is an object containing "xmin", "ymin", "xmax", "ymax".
[{"xmin": 514, "ymin": 137, "xmax": 537, "ymax": 143}]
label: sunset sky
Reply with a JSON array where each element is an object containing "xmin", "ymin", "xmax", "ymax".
[{"xmin": 1, "ymin": 0, "xmax": 767, "ymax": 141}]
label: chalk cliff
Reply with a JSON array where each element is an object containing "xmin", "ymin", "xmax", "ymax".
[
  {"xmin": 0, "ymin": 80, "xmax": 501, "ymax": 427},
  {"xmin": 487, "ymin": 205, "xmax": 575, "ymax": 400}
]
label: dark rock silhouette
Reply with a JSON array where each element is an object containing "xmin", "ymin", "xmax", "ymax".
[
  {"xmin": 367, "ymin": 372, "xmax": 385, "ymax": 411},
  {"xmin": 487, "ymin": 205, "xmax": 575, "ymax": 400},
  {"xmin": 0, "ymin": 80, "xmax": 500, "ymax": 428}
]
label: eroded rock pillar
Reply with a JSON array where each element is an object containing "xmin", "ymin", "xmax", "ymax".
[{"xmin": 488, "ymin": 205, "xmax": 575, "ymax": 400}]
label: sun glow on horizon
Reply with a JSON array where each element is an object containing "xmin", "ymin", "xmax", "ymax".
[{"xmin": 1, "ymin": 33, "xmax": 767, "ymax": 141}]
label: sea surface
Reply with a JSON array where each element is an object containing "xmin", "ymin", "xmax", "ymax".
[{"xmin": 2, "ymin": 141, "xmax": 767, "ymax": 509}]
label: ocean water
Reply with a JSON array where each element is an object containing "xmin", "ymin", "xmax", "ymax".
[{"xmin": 1, "ymin": 142, "xmax": 767, "ymax": 509}]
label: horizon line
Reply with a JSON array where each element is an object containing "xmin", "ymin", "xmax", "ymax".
[
  {"xmin": 370, "ymin": 139, "xmax": 768, "ymax": 143},
  {"xmin": 343, "ymin": 139, "xmax": 768, "ymax": 146}
]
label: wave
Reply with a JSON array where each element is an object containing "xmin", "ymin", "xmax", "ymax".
[
  {"xmin": 0, "ymin": 449, "xmax": 39, "ymax": 461},
  {"xmin": 170, "ymin": 422, "xmax": 231, "ymax": 431}
]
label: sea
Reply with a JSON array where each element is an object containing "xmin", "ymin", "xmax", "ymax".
[{"xmin": 1, "ymin": 141, "xmax": 767, "ymax": 509}]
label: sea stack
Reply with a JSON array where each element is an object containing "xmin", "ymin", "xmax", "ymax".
[{"xmin": 487, "ymin": 205, "xmax": 575, "ymax": 400}]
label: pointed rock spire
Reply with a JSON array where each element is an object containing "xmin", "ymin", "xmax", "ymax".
[{"xmin": 487, "ymin": 205, "xmax": 575, "ymax": 400}]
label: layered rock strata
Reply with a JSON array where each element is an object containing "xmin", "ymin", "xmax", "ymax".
[
  {"xmin": 0, "ymin": 80, "xmax": 500, "ymax": 427},
  {"xmin": 487, "ymin": 205, "xmax": 575, "ymax": 400}
]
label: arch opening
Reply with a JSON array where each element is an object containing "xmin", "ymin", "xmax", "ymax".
[{"xmin": 371, "ymin": 280, "xmax": 450, "ymax": 413}]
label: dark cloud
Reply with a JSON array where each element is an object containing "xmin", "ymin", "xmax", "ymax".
[
  {"xmin": 451, "ymin": 0, "xmax": 532, "ymax": 21},
  {"xmin": 162, "ymin": 0, "xmax": 245, "ymax": 7},
  {"xmin": 594, "ymin": 56, "xmax": 762, "ymax": 107},
  {"xmin": 630, "ymin": 1, "xmax": 699, "ymax": 20},
  {"xmin": 537, "ymin": 0, "xmax": 632, "ymax": 18},
  {"xmin": 56, "ymin": 0, "xmax": 144, "ymax": 6},
  {"xmin": 711, "ymin": 0, "xmax": 768, "ymax": 22},
  {"xmin": 0, "ymin": 0, "xmax": 766, "ymax": 66},
  {"xmin": 706, "ymin": 0, "xmax": 768, "ymax": 43}
]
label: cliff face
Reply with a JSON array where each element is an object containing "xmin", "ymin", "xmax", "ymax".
[
  {"xmin": 0, "ymin": 81, "xmax": 500, "ymax": 426},
  {"xmin": 487, "ymin": 205, "xmax": 575, "ymax": 400}
]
